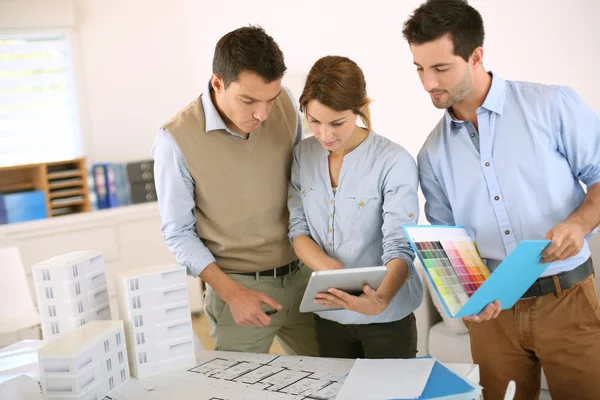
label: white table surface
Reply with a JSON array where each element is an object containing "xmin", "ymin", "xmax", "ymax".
[{"xmin": 0, "ymin": 338, "xmax": 480, "ymax": 399}]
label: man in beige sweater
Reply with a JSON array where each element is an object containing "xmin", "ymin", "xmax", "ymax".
[{"xmin": 152, "ymin": 26, "xmax": 318, "ymax": 355}]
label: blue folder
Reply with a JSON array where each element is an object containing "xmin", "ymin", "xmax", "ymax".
[
  {"xmin": 395, "ymin": 357, "xmax": 479, "ymax": 400},
  {"xmin": 455, "ymin": 240, "xmax": 551, "ymax": 317},
  {"xmin": 403, "ymin": 225, "xmax": 552, "ymax": 318}
]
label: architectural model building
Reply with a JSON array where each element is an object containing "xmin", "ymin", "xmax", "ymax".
[
  {"xmin": 32, "ymin": 251, "xmax": 111, "ymax": 339},
  {"xmin": 115, "ymin": 263, "xmax": 195, "ymax": 378},
  {"xmin": 38, "ymin": 320, "xmax": 130, "ymax": 400}
]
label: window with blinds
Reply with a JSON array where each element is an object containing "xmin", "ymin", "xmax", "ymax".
[{"xmin": 0, "ymin": 33, "xmax": 81, "ymax": 168}]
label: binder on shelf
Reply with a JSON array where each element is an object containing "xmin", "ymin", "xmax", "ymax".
[
  {"xmin": 114, "ymin": 164, "xmax": 132, "ymax": 207},
  {"xmin": 92, "ymin": 164, "xmax": 109, "ymax": 209},
  {"xmin": 126, "ymin": 160, "xmax": 154, "ymax": 184},
  {"xmin": 105, "ymin": 164, "xmax": 119, "ymax": 208}
]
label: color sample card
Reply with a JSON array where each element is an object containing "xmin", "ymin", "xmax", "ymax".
[
  {"xmin": 414, "ymin": 239, "xmax": 490, "ymax": 316},
  {"xmin": 404, "ymin": 225, "xmax": 551, "ymax": 318}
]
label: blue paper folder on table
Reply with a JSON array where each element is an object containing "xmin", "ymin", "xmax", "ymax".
[
  {"xmin": 403, "ymin": 225, "xmax": 552, "ymax": 318},
  {"xmin": 397, "ymin": 358, "xmax": 481, "ymax": 400}
]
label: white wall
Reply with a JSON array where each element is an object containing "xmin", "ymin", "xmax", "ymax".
[
  {"xmin": 71, "ymin": 0, "xmax": 600, "ymax": 164},
  {"xmin": 73, "ymin": 0, "xmax": 198, "ymax": 163},
  {"xmin": 3, "ymin": 0, "xmax": 598, "ymax": 221}
]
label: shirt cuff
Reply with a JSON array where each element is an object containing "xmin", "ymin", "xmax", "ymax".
[
  {"xmin": 383, "ymin": 252, "xmax": 417, "ymax": 279},
  {"xmin": 186, "ymin": 251, "xmax": 216, "ymax": 278},
  {"xmin": 288, "ymin": 226, "xmax": 311, "ymax": 244}
]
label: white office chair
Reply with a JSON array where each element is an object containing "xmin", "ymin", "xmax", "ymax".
[{"xmin": 0, "ymin": 243, "xmax": 40, "ymax": 348}]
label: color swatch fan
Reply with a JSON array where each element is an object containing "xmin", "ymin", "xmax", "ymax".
[{"xmin": 403, "ymin": 225, "xmax": 552, "ymax": 318}]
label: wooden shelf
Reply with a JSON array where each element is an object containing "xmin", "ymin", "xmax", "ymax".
[
  {"xmin": 47, "ymin": 170, "xmax": 82, "ymax": 180},
  {"xmin": 48, "ymin": 180, "xmax": 84, "ymax": 190},
  {"xmin": 49, "ymin": 189, "xmax": 84, "ymax": 199},
  {"xmin": 50, "ymin": 199, "xmax": 85, "ymax": 208},
  {"xmin": 0, "ymin": 157, "xmax": 91, "ymax": 222},
  {"xmin": 0, "ymin": 182, "xmax": 35, "ymax": 193}
]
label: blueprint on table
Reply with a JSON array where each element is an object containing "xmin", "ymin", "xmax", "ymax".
[{"xmin": 103, "ymin": 350, "xmax": 354, "ymax": 400}]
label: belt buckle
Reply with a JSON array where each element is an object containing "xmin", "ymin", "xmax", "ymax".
[{"xmin": 520, "ymin": 295, "xmax": 537, "ymax": 300}]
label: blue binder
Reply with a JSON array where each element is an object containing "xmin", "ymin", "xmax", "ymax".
[
  {"xmin": 92, "ymin": 164, "xmax": 109, "ymax": 209},
  {"xmin": 104, "ymin": 164, "xmax": 119, "ymax": 208}
]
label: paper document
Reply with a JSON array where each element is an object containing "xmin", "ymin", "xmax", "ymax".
[
  {"xmin": 106, "ymin": 349, "xmax": 353, "ymax": 400},
  {"xmin": 336, "ymin": 358, "xmax": 435, "ymax": 400}
]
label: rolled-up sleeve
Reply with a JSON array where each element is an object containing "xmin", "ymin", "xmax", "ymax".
[
  {"xmin": 287, "ymin": 144, "xmax": 311, "ymax": 242},
  {"xmin": 417, "ymin": 146, "xmax": 456, "ymax": 226},
  {"xmin": 555, "ymin": 87, "xmax": 600, "ymax": 187},
  {"xmin": 381, "ymin": 150, "xmax": 420, "ymax": 277},
  {"xmin": 152, "ymin": 128, "xmax": 216, "ymax": 277}
]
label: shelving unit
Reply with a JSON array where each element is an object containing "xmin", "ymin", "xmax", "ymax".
[{"xmin": 0, "ymin": 158, "xmax": 91, "ymax": 220}]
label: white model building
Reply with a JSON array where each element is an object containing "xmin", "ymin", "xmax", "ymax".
[
  {"xmin": 32, "ymin": 251, "xmax": 111, "ymax": 339},
  {"xmin": 38, "ymin": 320, "xmax": 130, "ymax": 400},
  {"xmin": 115, "ymin": 263, "xmax": 195, "ymax": 378}
]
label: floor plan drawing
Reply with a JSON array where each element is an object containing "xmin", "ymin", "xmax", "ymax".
[{"xmin": 102, "ymin": 350, "xmax": 354, "ymax": 400}]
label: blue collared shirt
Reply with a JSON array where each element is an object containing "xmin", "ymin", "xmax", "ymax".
[
  {"xmin": 418, "ymin": 73, "xmax": 600, "ymax": 276},
  {"xmin": 152, "ymin": 84, "xmax": 302, "ymax": 277},
  {"xmin": 288, "ymin": 132, "xmax": 424, "ymax": 324}
]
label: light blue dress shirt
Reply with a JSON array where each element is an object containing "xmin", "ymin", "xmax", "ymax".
[
  {"xmin": 288, "ymin": 132, "xmax": 424, "ymax": 324},
  {"xmin": 418, "ymin": 73, "xmax": 600, "ymax": 277},
  {"xmin": 152, "ymin": 84, "xmax": 302, "ymax": 277}
]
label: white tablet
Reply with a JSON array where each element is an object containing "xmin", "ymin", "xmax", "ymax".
[{"xmin": 299, "ymin": 266, "xmax": 388, "ymax": 313}]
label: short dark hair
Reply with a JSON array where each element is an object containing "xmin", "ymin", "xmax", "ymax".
[
  {"xmin": 402, "ymin": 0, "xmax": 485, "ymax": 62},
  {"xmin": 212, "ymin": 25, "xmax": 286, "ymax": 87}
]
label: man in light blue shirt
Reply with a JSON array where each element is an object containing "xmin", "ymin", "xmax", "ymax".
[{"xmin": 403, "ymin": 1, "xmax": 600, "ymax": 399}]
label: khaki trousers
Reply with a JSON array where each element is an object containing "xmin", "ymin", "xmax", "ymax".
[{"xmin": 204, "ymin": 264, "xmax": 319, "ymax": 356}]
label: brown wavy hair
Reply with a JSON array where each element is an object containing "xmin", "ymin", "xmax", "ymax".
[{"xmin": 299, "ymin": 56, "xmax": 372, "ymax": 132}]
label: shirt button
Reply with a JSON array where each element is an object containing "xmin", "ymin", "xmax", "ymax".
[
  {"xmin": 470, "ymin": 133, "xmax": 475, "ymax": 138},
  {"xmin": 485, "ymin": 162, "xmax": 490, "ymax": 167},
  {"xmin": 504, "ymin": 230, "xmax": 510, "ymax": 235},
  {"xmin": 328, "ymin": 242, "xmax": 333, "ymax": 247},
  {"xmin": 458, "ymin": 126, "xmax": 462, "ymax": 130},
  {"xmin": 409, "ymin": 212, "xmax": 415, "ymax": 218},
  {"xmin": 329, "ymin": 213, "xmax": 333, "ymax": 218},
  {"xmin": 358, "ymin": 201, "xmax": 365, "ymax": 207},
  {"xmin": 288, "ymin": 195, "xmax": 292, "ymax": 199},
  {"xmin": 494, "ymin": 196, "xmax": 499, "ymax": 201},
  {"xmin": 330, "ymin": 199, "xmax": 334, "ymax": 204},
  {"xmin": 301, "ymin": 190, "xmax": 306, "ymax": 195},
  {"xmin": 329, "ymin": 228, "xmax": 333, "ymax": 233}
]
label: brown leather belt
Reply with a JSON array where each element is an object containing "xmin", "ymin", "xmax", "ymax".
[
  {"xmin": 232, "ymin": 260, "xmax": 299, "ymax": 278},
  {"xmin": 521, "ymin": 258, "xmax": 593, "ymax": 299}
]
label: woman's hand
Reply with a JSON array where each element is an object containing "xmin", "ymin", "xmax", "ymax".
[{"xmin": 315, "ymin": 284, "xmax": 389, "ymax": 315}]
